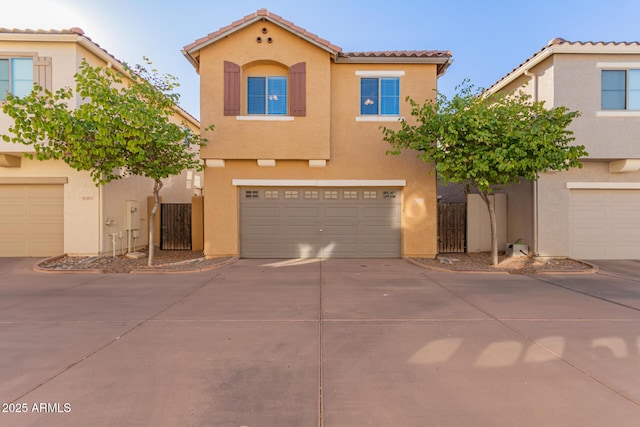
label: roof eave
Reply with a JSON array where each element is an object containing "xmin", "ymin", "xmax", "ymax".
[
  {"xmin": 334, "ymin": 56, "xmax": 451, "ymax": 64},
  {"xmin": 486, "ymin": 47, "xmax": 553, "ymax": 94},
  {"xmin": 182, "ymin": 49, "xmax": 200, "ymax": 72},
  {"xmin": 78, "ymin": 39, "xmax": 200, "ymax": 126},
  {"xmin": 183, "ymin": 15, "xmax": 340, "ymax": 69},
  {"xmin": 487, "ymin": 42, "xmax": 640, "ymax": 94}
]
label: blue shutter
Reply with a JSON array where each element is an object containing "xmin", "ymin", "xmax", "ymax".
[
  {"xmin": 248, "ymin": 77, "xmax": 266, "ymax": 114},
  {"xmin": 602, "ymin": 70, "xmax": 626, "ymax": 110},
  {"xmin": 380, "ymin": 78, "xmax": 399, "ymax": 115},
  {"xmin": 267, "ymin": 76, "xmax": 287, "ymax": 115}
]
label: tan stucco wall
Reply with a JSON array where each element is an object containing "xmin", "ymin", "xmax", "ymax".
[{"xmin": 198, "ymin": 20, "xmax": 331, "ymax": 160}]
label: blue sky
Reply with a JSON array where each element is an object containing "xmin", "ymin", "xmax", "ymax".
[{"xmin": 6, "ymin": 0, "xmax": 640, "ymax": 120}]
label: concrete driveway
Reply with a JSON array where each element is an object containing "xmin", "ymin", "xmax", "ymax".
[{"xmin": 0, "ymin": 257, "xmax": 639, "ymax": 426}]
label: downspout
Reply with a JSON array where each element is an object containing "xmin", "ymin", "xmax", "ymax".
[{"xmin": 524, "ymin": 70, "xmax": 539, "ymax": 256}]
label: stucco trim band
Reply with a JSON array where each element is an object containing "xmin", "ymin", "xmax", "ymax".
[
  {"xmin": 0, "ymin": 177, "xmax": 68, "ymax": 184},
  {"xmin": 356, "ymin": 116, "xmax": 403, "ymax": 122},
  {"xmin": 236, "ymin": 116, "xmax": 294, "ymax": 121},
  {"xmin": 596, "ymin": 111, "xmax": 640, "ymax": 117},
  {"xmin": 232, "ymin": 179, "xmax": 406, "ymax": 187},
  {"xmin": 355, "ymin": 70, "xmax": 406, "ymax": 77},
  {"xmin": 567, "ymin": 182, "xmax": 640, "ymax": 189}
]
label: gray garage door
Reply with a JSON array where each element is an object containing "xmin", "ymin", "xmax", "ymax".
[{"xmin": 240, "ymin": 187, "xmax": 401, "ymax": 258}]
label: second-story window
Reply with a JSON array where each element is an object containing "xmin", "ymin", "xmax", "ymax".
[
  {"xmin": 602, "ymin": 69, "xmax": 640, "ymax": 110},
  {"xmin": 248, "ymin": 76, "xmax": 287, "ymax": 115},
  {"xmin": 360, "ymin": 77, "xmax": 400, "ymax": 115},
  {"xmin": 0, "ymin": 57, "xmax": 34, "ymax": 101}
]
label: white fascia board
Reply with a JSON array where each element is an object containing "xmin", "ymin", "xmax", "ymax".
[
  {"xmin": 567, "ymin": 182, "xmax": 640, "ymax": 189},
  {"xmin": 232, "ymin": 179, "xmax": 406, "ymax": 187},
  {"xmin": 355, "ymin": 70, "xmax": 405, "ymax": 77},
  {"xmin": 597, "ymin": 62, "xmax": 640, "ymax": 68}
]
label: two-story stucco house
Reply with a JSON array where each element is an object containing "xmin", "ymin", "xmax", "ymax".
[
  {"xmin": 487, "ymin": 38, "xmax": 640, "ymax": 260},
  {"xmin": 182, "ymin": 9, "xmax": 452, "ymax": 259},
  {"xmin": 0, "ymin": 28, "xmax": 202, "ymax": 257}
]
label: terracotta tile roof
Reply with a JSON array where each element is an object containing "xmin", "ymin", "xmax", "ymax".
[
  {"xmin": 547, "ymin": 37, "xmax": 640, "ymax": 47},
  {"xmin": 488, "ymin": 38, "xmax": 640, "ymax": 93},
  {"xmin": 0, "ymin": 27, "xmax": 84, "ymax": 35},
  {"xmin": 0, "ymin": 27, "xmax": 120, "ymax": 65},
  {"xmin": 183, "ymin": 8, "xmax": 342, "ymax": 56},
  {"xmin": 339, "ymin": 50, "xmax": 452, "ymax": 59},
  {"xmin": 183, "ymin": 9, "xmax": 452, "ymax": 71}
]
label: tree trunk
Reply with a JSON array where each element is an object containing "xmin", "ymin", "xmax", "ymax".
[
  {"xmin": 148, "ymin": 179, "xmax": 163, "ymax": 267},
  {"xmin": 478, "ymin": 191, "xmax": 499, "ymax": 266}
]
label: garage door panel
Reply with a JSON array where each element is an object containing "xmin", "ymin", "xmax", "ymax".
[
  {"xmin": 363, "ymin": 206, "xmax": 398, "ymax": 217},
  {"xmin": 611, "ymin": 210, "xmax": 639, "ymax": 221},
  {"xmin": 283, "ymin": 207, "xmax": 320, "ymax": 218},
  {"xmin": 3, "ymin": 204, "xmax": 28, "ymax": 217},
  {"xmin": 0, "ymin": 241, "xmax": 28, "ymax": 257},
  {"xmin": 240, "ymin": 187, "xmax": 401, "ymax": 258},
  {"xmin": 242, "ymin": 224, "xmax": 279, "ymax": 235},
  {"xmin": 30, "ymin": 222, "xmax": 63, "ymax": 237},
  {"xmin": 0, "ymin": 223, "xmax": 26, "ymax": 236},
  {"xmin": 323, "ymin": 206, "xmax": 358, "ymax": 217},
  {"xmin": 243, "ymin": 206, "xmax": 280, "ymax": 218}
]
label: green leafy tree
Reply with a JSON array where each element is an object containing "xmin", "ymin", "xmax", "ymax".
[
  {"xmin": 383, "ymin": 82, "xmax": 587, "ymax": 265},
  {"xmin": 1, "ymin": 58, "xmax": 211, "ymax": 266}
]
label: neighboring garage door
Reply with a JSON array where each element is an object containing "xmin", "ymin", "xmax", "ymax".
[
  {"xmin": 569, "ymin": 189, "xmax": 640, "ymax": 259},
  {"xmin": 240, "ymin": 187, "xmax": 401, "ymax": 258},
  {"xmin": 0, "ymin": 184, "xmax": 64, "ymax": 257}
]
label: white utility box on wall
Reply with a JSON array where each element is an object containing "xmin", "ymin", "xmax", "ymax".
[{"xmin": 126, "ymin": 200, "xmax": 141, "ymax": 230}]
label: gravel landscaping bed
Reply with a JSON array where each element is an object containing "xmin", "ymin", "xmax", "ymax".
[
  {"xmin": 38, "ymin": 250, "xmax": 593, "ymax": 274},
  {"xmin": 38, "ymin": 250, "xmax": 233, "ymax": 274},
  {"xmin": 410, "ymin": 252, "xmax": 594, "ymax": 274}
]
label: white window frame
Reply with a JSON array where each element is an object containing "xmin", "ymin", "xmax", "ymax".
[
  {"xmin": 0, "ymin": 55, "xmax": 34, "ymax": 100},
  {"xmin": 597, "ymin": 62, "xmax": 640, "ymax": 116}
]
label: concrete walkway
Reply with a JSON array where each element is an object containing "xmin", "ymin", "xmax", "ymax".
[{"xmin": 0, "ymin": 257, "xmax": 639, "ymax": 426}]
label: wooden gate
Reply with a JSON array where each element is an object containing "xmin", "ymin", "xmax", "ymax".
[
  {"xmin": 160, "ymin": 203, "xmax": 192, "ymax": 250},
  {"xmin": 438, "ymin": 202, "xmax": 466, "ymax": 253}
]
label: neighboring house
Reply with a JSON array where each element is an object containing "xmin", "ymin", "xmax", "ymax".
[
  {"xmin": 487, "ymin": 38, "xmax": 640, "ymax": 260},
  {"xmin": 0, "ymin": 28, "xmax": 202, "ymax": 257},
  {"xmin": 182, "ymin": 9, "xmax": 452, "ymax": 258}
]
